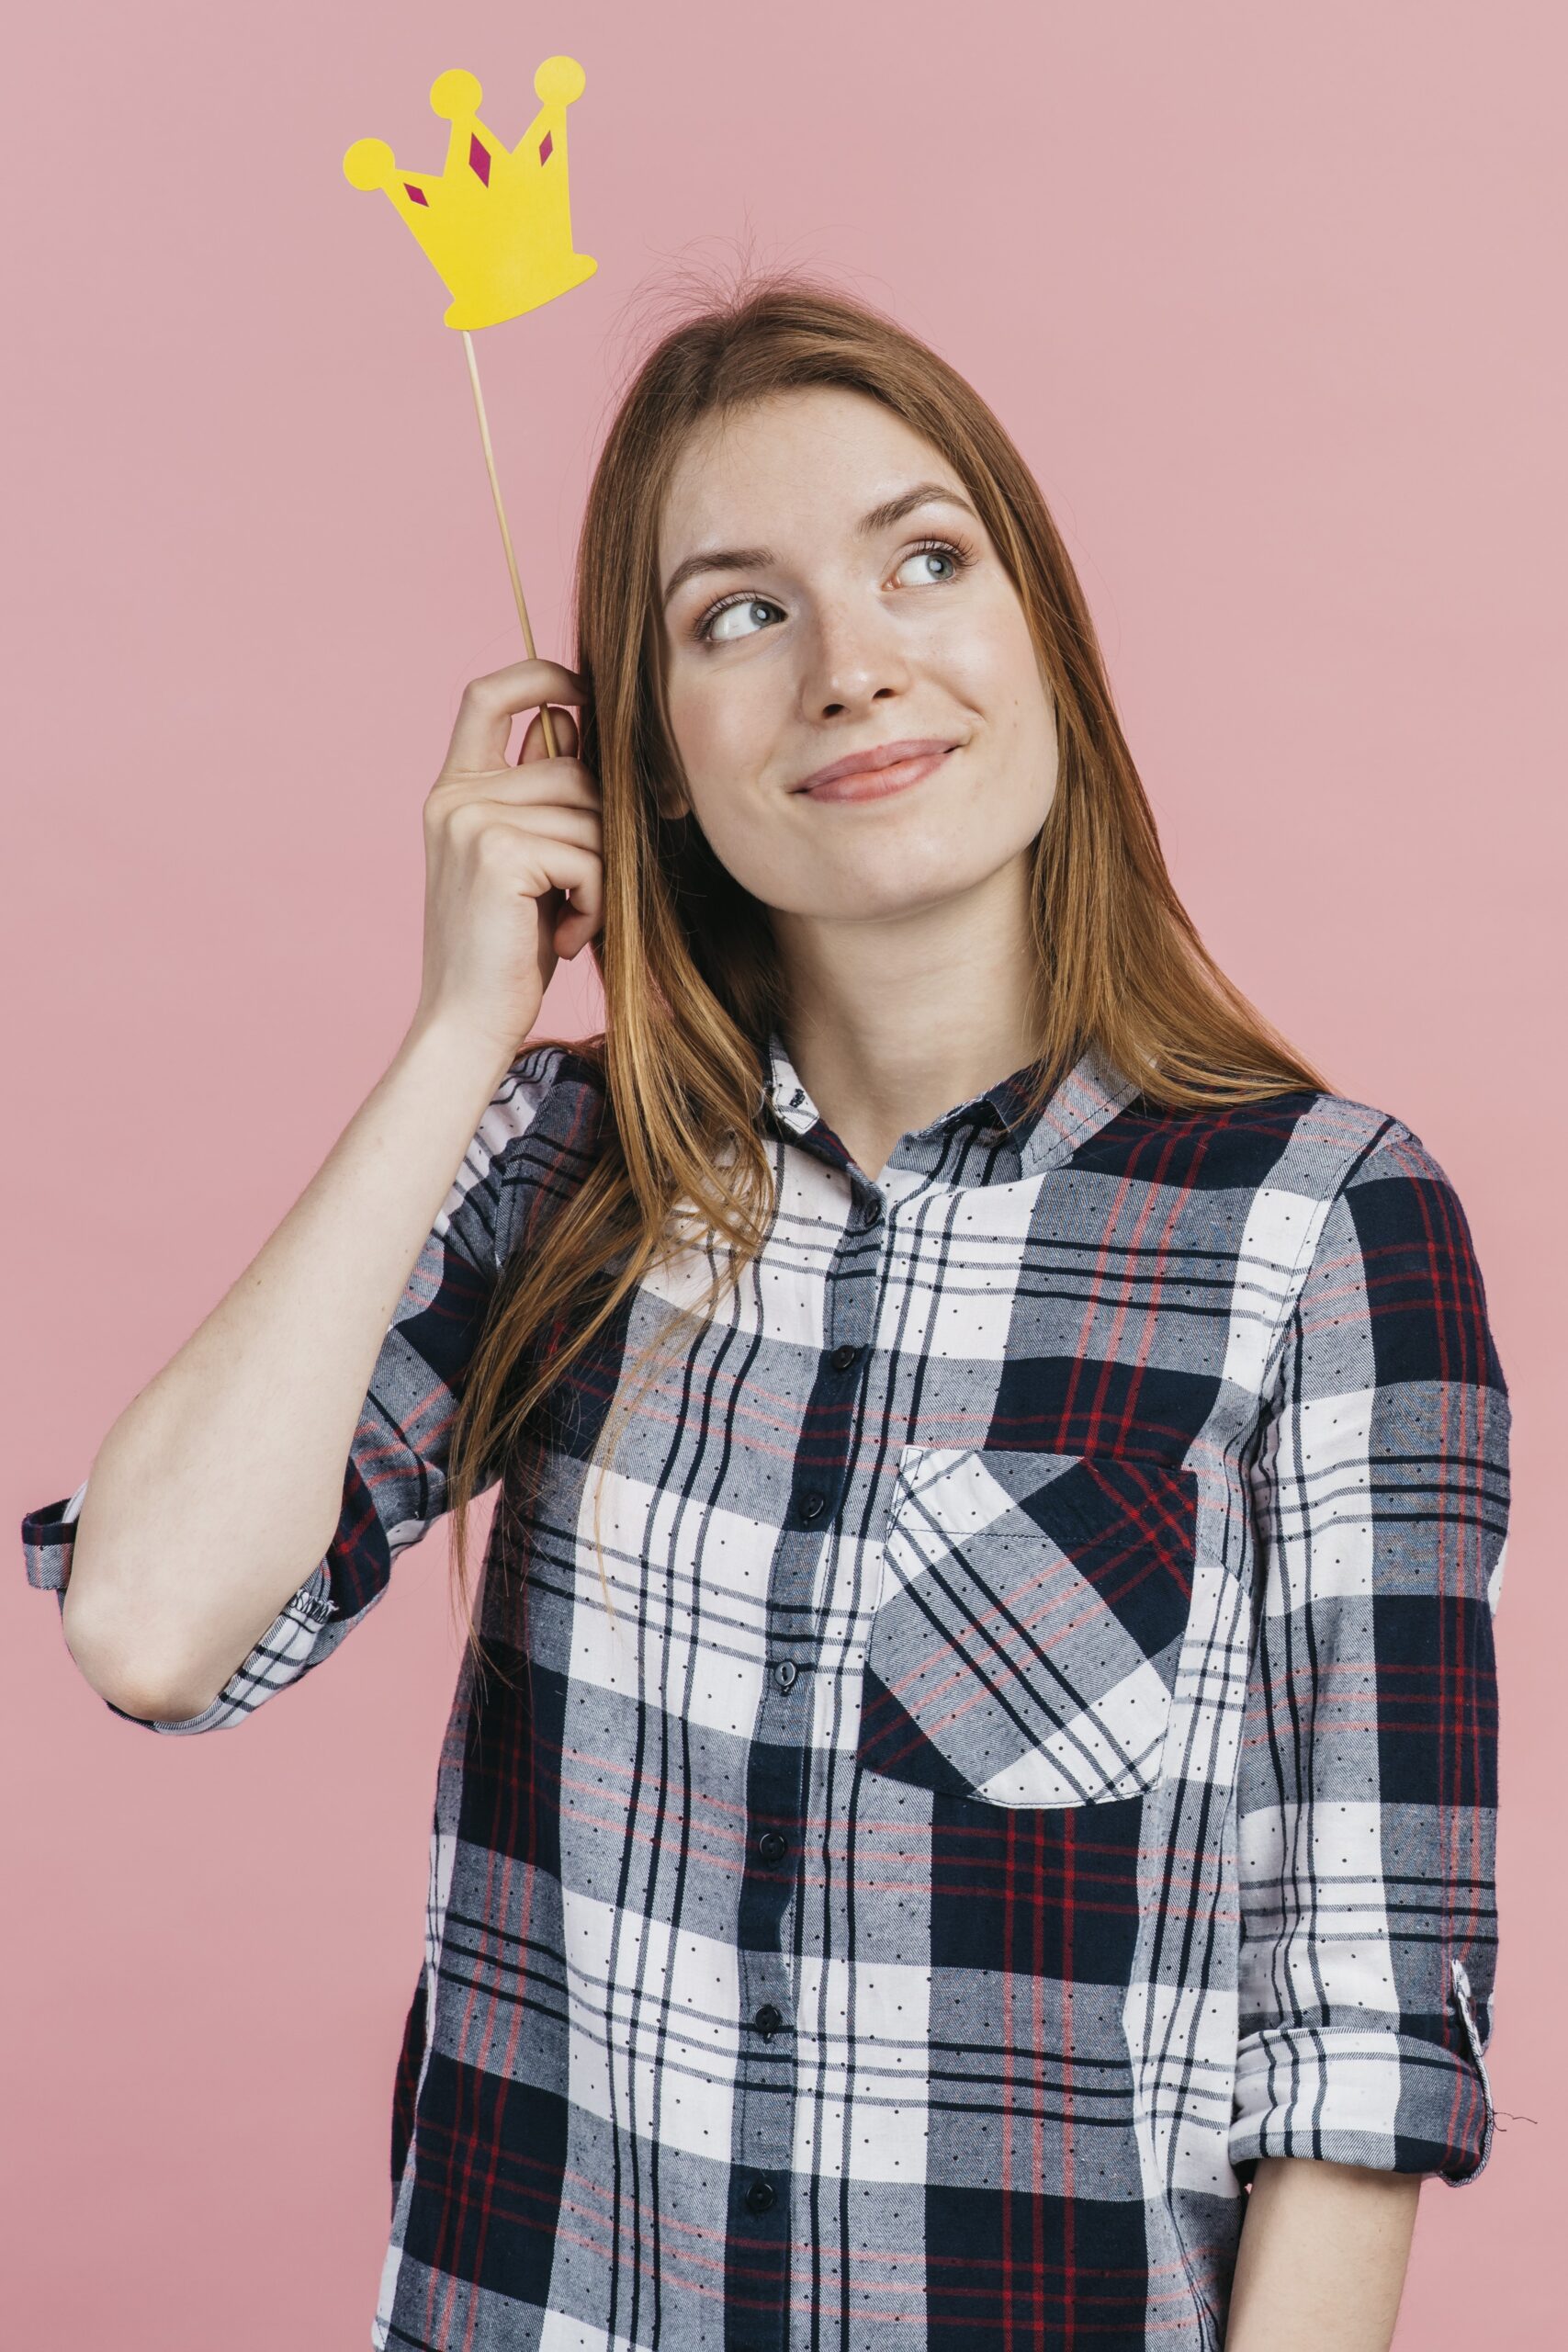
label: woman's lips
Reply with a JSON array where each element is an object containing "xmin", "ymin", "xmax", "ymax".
[{"xmin": 799, "ymin": 747, "xmax": 953, "ymax": 803}]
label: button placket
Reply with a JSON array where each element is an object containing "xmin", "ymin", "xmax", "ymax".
[{"xmin": 729, "ymin": 1170, "xmax": 883, "ymax": 2352}]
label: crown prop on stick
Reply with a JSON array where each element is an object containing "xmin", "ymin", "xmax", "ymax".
[{"xmin": 344, "ymin": 62, "xmax": 597, "ymax": 758}]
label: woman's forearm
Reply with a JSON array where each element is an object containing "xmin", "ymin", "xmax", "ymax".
[
  {"xmin": 59, "ymin": 1013, "xmax": 513, "ymax": 1720},
  {"xmin": 1225, "ymin": 2157, "xmax": 1424, "ymax": 2350}
]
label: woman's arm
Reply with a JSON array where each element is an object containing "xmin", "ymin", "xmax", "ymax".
[
  {"xmin": 1224, "ymin": 1115, "xmax": 1507, "ymax": 2340},
  {"xmin": 1229, "ymin": 1119, "xmax": 1507, "ymax": 2191},
  {"xmin": 1226, "ymin": 2157, "xmax": 1422, "ymax": 2350},
  {"xmin": 58, "ymin": 655, "xmax": 598, "ymax": 1724},
  {"xmin": 60, "ymin": 1014, "xmax": 517, "ymax": 1720}
]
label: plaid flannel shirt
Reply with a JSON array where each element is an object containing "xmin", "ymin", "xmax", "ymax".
[{"xmin": 23, "ymin": 1027, "xmax": 1508, "ymax": 2351}]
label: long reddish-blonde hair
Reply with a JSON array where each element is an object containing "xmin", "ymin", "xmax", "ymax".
[{"xmin": 443, "ymin": 265, "xmax": 1330, "ymax": 1681}]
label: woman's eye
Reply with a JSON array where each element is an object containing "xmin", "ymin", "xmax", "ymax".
[
  {"xmin": 693, "ymin": 536, "xmax": 973, "ymax": 646},
  {"xmin": 702, "ymin": 595, "xmax": 782, "ymax": 647},
  {"xmin": 895, "ymin": 541, "xmax": 966, "ymax": 588}
]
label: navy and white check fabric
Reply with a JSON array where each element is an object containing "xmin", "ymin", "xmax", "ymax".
[{"xmin": 23, "ymin": 1026, "xmax": 1508, "ymax": 2350}]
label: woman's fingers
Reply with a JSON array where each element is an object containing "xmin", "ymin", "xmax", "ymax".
[
  {"xmin": 538, "ymin": 834, "xmax": 605, "ymax": 948},
  {"xmin": 442, "ymin": 657, "xmax": 588, "ymax": 776},
  {"xmin": 517, "ymin": 701, "xmax": 580, "ymax": 764}
]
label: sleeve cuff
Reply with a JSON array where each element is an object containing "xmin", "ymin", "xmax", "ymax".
[
  {"xmin": 22, "ymin": 1479, "xmax": 91, "ymax": 1589},
  {"xmin": 23, "ymin": 1477, "xmax": 339, "ymax": 1735},
  {"xmin": 1229, "ymin": 2014, "xmax": 1495, "ymax": 2187}
]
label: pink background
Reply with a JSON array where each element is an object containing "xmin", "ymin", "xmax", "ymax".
[{"xmin": 6, "ymin": 2, "xmax": 1562, "ymax": 2341}]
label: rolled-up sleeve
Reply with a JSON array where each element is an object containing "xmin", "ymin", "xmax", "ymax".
[
  {"xmin": 1229, "ymin": 1117, "xmax": 1508, "ymax": 2186},
  {"xmin": 22, "ymin": 1044, "xmax": 574, "ymax": 1735}
]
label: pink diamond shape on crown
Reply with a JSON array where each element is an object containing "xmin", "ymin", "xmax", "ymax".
[
  {"xmin": 539, "ymin": 130, "xmax": 553, "ymax": 165},
  {"xmin": 468, "ymin": 133, "xmax": 491, "ymax": 185},
  {"xmin": 404, "ymin": 184, "xmax": 428, "ymax": 206}
]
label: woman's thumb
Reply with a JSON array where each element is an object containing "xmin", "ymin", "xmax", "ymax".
[{"xmin": 517, "ymin": 702, "xmax": 580, "ymax": 763}]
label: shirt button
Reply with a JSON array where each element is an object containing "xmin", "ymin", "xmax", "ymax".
[
  {"xmin": 829, "ymin": 1342, "xmax": 862, "ymax": 1372},
  {"xmin": 744, "ymin": 2177, "xmax": 777, "ymax": 2215},
  {"xmin": 773, "ymin": 1660, "xmax": 798, "ymax": 1690},
  {"xmin": 798, "ymin": 1490, "xmax": 825, "ymax": 1522},
  {"xmin": 753, "ymin": 2003, "xmax": 784, "ymax": 2039},
  {"xmin": 756, "ymin": 1828, "xmax": 788, "ymax": 1865},
  {"xmin": 862, "ymin": 1199, "xmax": 883, "ymax": 1228}
]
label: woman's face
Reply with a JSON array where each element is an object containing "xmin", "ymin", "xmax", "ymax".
[{"xmin": 656, "ymin": 385, "xmax": 1059, "ymax": 936}]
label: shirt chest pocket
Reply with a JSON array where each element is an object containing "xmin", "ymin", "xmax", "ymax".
[{"xmin": 855, "ymin": 1444, "xmax": 1199, "ymax": 1808}]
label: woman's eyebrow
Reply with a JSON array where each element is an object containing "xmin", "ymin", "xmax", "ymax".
[{"xmin": 660, "ymin": 482, "xmax": 980, "ymax": 610}]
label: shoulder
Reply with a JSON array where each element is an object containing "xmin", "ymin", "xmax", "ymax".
[
  {"xmin": 503, "ymin": 1032, "xmax": 608, "ymax": 1091},
  {"xmin": 1271, "ymin": 1096, "xmax": 1506, "ymax": 1391},
  {"xmin": 488, "ymin": 1035, "xmax": 612, "ymax": 1261},
  {"xmin": 1078, "ymin": 1082, "xmax": 1417, "ymax": 1207},
  {"xmin": 1278, "ymin": 1091, "xmax": 1479, "ymax": 1232},
  {"xmin": 490, "ymin": 1035, "xmax": 612, "ymax": 1143},
  {"xmin": 1280, "ymin": 1090, "xmax": 1461, "ymax": 1202}
]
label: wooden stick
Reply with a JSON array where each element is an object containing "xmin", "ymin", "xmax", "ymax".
[{"xmin": 461, "ymin": 328, "xmax": 558, "ymax": 760}]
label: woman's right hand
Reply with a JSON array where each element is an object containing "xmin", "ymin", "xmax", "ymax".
[{"xmin": 409, "ymin": 657, "xmax": 604, "ymax": 1067}]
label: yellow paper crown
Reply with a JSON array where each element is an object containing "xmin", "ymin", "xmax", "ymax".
[{"xmin": 344, "ymin": 61, "xmax": 596, "ymax": 330}]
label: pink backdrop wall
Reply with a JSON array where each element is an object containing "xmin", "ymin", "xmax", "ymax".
[{"xmin": 6, "ymin": 2, "xmax": 1561, "ymax": 2341}]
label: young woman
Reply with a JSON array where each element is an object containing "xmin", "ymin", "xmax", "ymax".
[{"xmin": 26, "ymin": 277, "xmax": 1507, "ymax": 2352}]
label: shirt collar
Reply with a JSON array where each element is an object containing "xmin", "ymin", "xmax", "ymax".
[{"xmin": 757, "ymin": 1022, "xmax": 1140, "ymax": 1179}]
